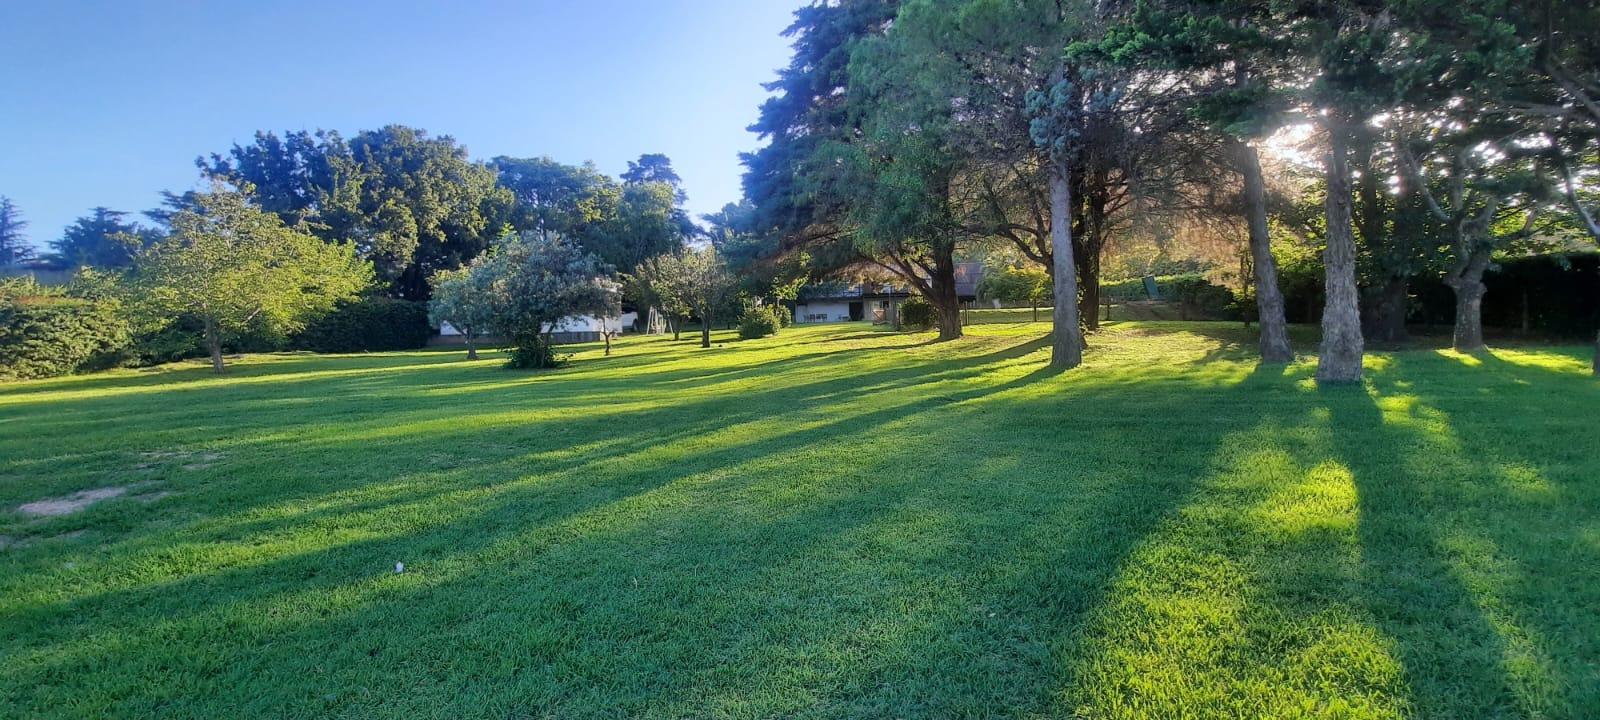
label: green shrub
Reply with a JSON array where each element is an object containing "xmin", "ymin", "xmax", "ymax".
[
  {"xmin": 293, "ymin": 297, "xmax": 432, "ymax": 353},
  {"xmin": 738, "ymin": 305, "xmax": 781, "ymax": 339},
  {"xmin": 900, "ymin": 296, "xmax": 934, "ymax": 329},
  {"xmin": 772, "ymin": 304, "xmax": 792, "ymax": 328},
  {"xmin": 1168, "ymin": 276, "xmax": 1240, "ymax": 320},
  {"xmin": 0, "ymin": 294, "xmax": 130, "ymax": 380}
]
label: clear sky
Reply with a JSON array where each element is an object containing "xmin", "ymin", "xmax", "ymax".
[{"xmin": 0, "ymin": 0, "xmax": 799, "ymax": 252}]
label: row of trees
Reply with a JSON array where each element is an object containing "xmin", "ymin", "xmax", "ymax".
[
  {"xmin": 5, "ymin": 128, "xmax": 701, "ymax": 304},
  {"xmin": 737, "ymin": 0, "xmax": 1600, "ymax": 379}
]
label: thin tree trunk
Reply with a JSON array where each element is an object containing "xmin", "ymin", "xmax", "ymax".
[
  {"xmin": 204, "ymin": 317, "xmax": 225, "ymax": 373},
  {"xmin": 1032, "ymin": 302, "xmax": 1038, "ymax": 323},
  {"xmin": 1317, "ymin": 126, "xmax": 1365, "ymax": 384},
  {"xmin": 672, "ymin": 315, "xmax": 681, "ymax": 341},
  {"xmin": 700, "ymin": 307, "xmax": 711, "ymax": 348},
  {"xmin": 1076, "ymin": 186, "xmax": 1108, "ymax": 331},
  {"xmin": 1234, "ymin": 139, "xmax": 1293, "ymax": 363},
  {"xmin": 1592, "ymin": 329, "xmax": 1598, "ymax": 376},
  {"xmin": 1050, "ymin": 161, "xmax": 1083, "ymax": 370}
]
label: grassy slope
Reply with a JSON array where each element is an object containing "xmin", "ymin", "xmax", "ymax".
[{"xmin": 1, "ymin": 319, "xmax": 1596, "ymax": 719}]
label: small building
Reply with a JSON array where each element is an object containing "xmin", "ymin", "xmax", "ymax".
[
  {"xmin": 793, "ymin": 283, "xmax": 911, "ymax": 324},
  {"xmin": 792, "ymin": 263, "xmax": 984, "ymax": 324},
  {"xmin": 436, "ymin": 311, "xmax": 637, "ymax": 346}
]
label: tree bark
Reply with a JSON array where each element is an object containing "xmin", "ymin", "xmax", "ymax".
[
  {"xmin": 1075, "ymin": 186, "xmax": 1107, "ymax": 331},
  {"xmin": 1449, "ymin": 278, "xmax": 1487, "ymax": 353},
  {"xmin": 700, "ymin": 307, "xmax": 711, "ymax": 348},
  {"xmin": 465, "ymin": 338, "xmax": 479, "ymax": 360},
  {"xmin": 1317, "ymin": 126, "xmax": 1365, "ymax": 384},
  {"xmin": 204, "ymin": 317, "xmax": 225, "ymax": 374},
  {"xmin": 930, "ymin": 249, "xmax": 963, "ymax": 342},
  {"xmin": 1234, "ymin": 139, "xmax": 1293, "ymax": 363},
  {"xmin": 1445, "ymin": 249, "xmax": 1492, "ymax": 353},
  {"xmin": 1050, "ymin": 161, "xmax": 1083, "ymax": 370},
  {"xmin": 671, "ymin": 315, "xmax": 681, "ymax": 341}
]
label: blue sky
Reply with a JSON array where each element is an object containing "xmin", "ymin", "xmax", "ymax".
[{"xmin": 0, "ymin": 0, "xmax": 799, "ymax": 252}]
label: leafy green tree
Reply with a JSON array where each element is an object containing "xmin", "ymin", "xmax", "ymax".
[
  {"xmin": 1091, "ymin": 0, "xmax": 1297, "ymax": 362},
  {"xmin": 631, "ymin": 251, "xmax": 694, "ymax": 340},
  {"xmin": 675, "ymin": 246, "xmax": 737, "ymax": 349},
  {"xmin": 199, "ymin": 130, "xmax": 343, "ymax": 229},
  {"xmin": 621, "ymin": 153, "xmax": 685, "ymax": 196},
  {"xmin": 428, "ymin": 266, "xmax": 495, "ymax": 360},
  {"xmin": 979, "ymin": 266, "xmax": 1052, "ymax": 322},
  {"xmin": 50, "ymin": 207, "xmax": 150, "ymax": 268},
  {"xmin": 589, "ymin": 181, "xmax": 693, "ymax": 274},
  {"xmin": 129, "ymin": 187, "xmax": 372, "ymax": 372},
  {"xmin": 465, "ymin": 231, "xmax": 619, "ymax": 369},
  {"xmin": 492, "ymin": 156, "xmax": 621, "ymax": 238},
  {"xmin": 638, "ymin": 246, "xmax": 736, "ymax": 348},
  {"xmin": 205, "ymin": 126, "xmax": 513, "ymax": 300},
  {"xmin": 0, "ymin": 197, "xmax": 33, "ymax": 266}
]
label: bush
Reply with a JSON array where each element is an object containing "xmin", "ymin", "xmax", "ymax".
[
  {"xmin": 738, "ymin": 305, "xmax": 781, "ymax": 340},
  {"xmin": 1167, "ymin": 276, "xmax": 1240, "ymax": 321},
  {"xmin": 900, "ymin": 296, "xmax": 934, "ymax": 329},
  {"xmin": 293, "ymin": 297, "xmax": 432, "ymax": 353},
  {"xmin": 0, "ymin": 294, "xmax": 130, "ymax": 380},
  {"xmin": 772, "ymin": 304, "xmax": 792, "ymax": 328}
]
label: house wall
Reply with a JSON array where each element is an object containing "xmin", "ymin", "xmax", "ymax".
[{"xmin": 794, "ymin": 301, "xmax": 854, "ymax": 323}]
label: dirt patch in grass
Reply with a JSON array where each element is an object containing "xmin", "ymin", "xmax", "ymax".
[
  {"xmin": 16, "ymin": 482, "xmax": 169, "ymax": 518},
  {"xmin": 18, "ymin": 486, "xmax": 130, "ymax": 516}
]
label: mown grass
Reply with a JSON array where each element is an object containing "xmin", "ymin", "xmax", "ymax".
[{"xmin": 1, "ymin": 319, "xmax": 1596, "ymax": 718}]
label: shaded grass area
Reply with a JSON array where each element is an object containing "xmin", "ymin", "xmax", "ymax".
[{"xmin": 1, "ymin": 320, "xmax": 1596, "ymax": 718}]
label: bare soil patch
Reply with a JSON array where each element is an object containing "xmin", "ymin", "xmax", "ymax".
[{"xmin": 18, "ymin": 487, "xmax": 129, "ymax": 516}]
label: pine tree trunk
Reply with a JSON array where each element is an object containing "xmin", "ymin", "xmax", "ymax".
[
  {"xmin": 1450, "ymin": 279, "xmax": 1487, "ymax": 353},
  {"xmin": 204, "ymin": 317, "xmax": 225, "ymax": 374},
  {"xmin": 1050, "ymin": 161, "xmax": 1083, "ymax": 370},
  {"xmin": 1076, "ymin": 187, "xmax": 1108, "ymax": 331},
  {"xmin": 1078, "ymin": 266, "xmax": 1100, "ymax": 332},
  {"xmin": 930, "ymin": 249, "xmax": 963, "ymax": 342},
  {"xmin": 1234, "ymin": 139, "xmax": 1293, "ymax": 363},
  {"xmin": 1317, "ymin": 126, "xmax": 1364, "ymax": 384}
]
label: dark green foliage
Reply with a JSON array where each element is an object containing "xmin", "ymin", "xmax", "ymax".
[
  {"xmin": 0, "ymin": 292, "xmax": 129, "ymax": 380},
  {"xmin": 125, "ymin": 317, "xmax": 207, "ymax": 366},
  {"xmin": 204, "ymin": 126, "xmax": 513, "ymax": 300},
  {"xmin": 0, "ymin": 197, "xmax": 33, "ymax": 266},
  {"xmin": 507, "ymin": 340, "xmax": 562, "ymax": 370},
  {"xmin": 899, "ymin": 296, "xmax": 934, "ymax": 329},
  {"xmin": 737, "ymin": 305, "xmax": 781, "ymax": 340},
  {"xmin": 1168, "ymin": 276, "xmax": 1241, "ymax": 321},
  {"xmin": 49, "ymin": 207, "xmax": 149, "ymax": 268},
  {"xmin": 293, "ymin": 297, "xmax": 432, "ymax": 353}
]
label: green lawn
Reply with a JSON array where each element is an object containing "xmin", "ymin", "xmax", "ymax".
[{"xmin": 2, "ymin": 320, "xmax": 1596, "ymax": 718}]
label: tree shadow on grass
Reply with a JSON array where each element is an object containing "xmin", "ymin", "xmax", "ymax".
[{"xmin": 1339, "ymin": 351, "xmax": 1600, "ymax": 716}]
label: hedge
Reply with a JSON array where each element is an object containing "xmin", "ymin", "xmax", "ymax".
[
  {"xmin": 293, "ymin": 297, "xmax": 433, "ymax": 353},
  {"xmin": 1278, "ymin": 252, "xmax": 1599, "ymax": 337},
  {"xmin": 0, "ymin": 296, "xmax": 130, "ymax": 380}
]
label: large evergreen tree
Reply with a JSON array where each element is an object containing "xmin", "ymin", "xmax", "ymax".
[
  {"xmin": 50, "ymin": 207, "xmax": 148, "ymax": 268},
  {"xmin": 0, "ymin": 197, "xmax": 33, "ymax": 266}
]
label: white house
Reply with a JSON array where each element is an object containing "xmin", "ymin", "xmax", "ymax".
[{"xmin": 439, "ymin": 311, "xmax": 637, "ymax": 345}]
